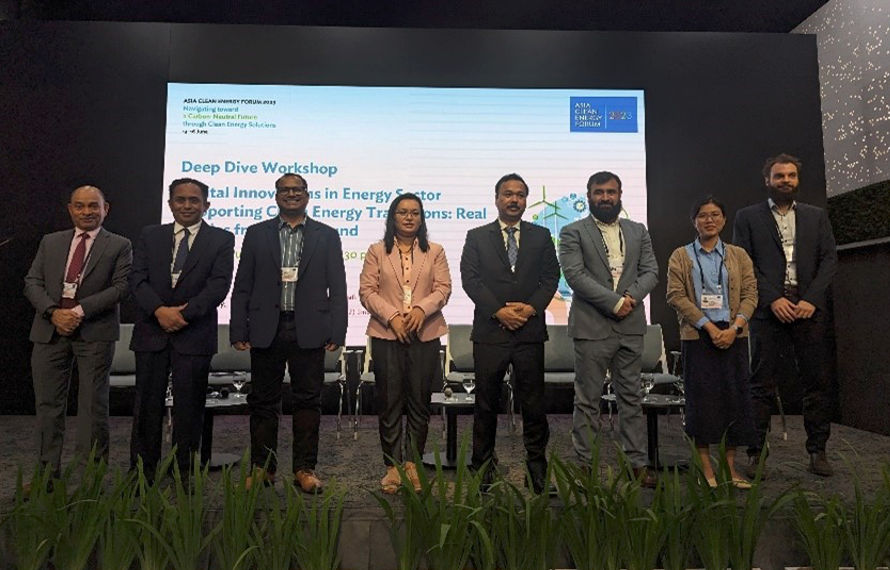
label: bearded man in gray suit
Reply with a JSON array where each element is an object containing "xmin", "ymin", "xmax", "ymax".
[
  {"xmin": 24, "ymin": 185, "xmax": 132, "ymax": 480},
  {"xmin": 558, "ymin": 171, "xmax": 659, "ymax": 487}
]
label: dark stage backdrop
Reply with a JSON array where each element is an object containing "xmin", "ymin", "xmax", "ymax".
[{"xmin": 0, "ymin": 21, "xmax": 826, "ymax": 414}]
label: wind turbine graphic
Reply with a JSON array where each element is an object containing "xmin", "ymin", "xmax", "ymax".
[{"xmin": 529, "ymin": 185, "xmax": 568, "ymax": 235}]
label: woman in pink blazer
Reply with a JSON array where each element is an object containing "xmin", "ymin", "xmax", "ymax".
[{"xmin": 359, "ymin": 193, "xmax": 452, "ymax": 494}]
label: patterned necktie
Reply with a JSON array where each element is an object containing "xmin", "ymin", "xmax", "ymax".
[
  {"xmin": 172, "ymin": 228, "xmax": 190, "ymax": 274},
  {"xmin": 505, "ymin": 226, "xmax": 518, "ymax": 269},
  {"xmin": 61, "ymin": 233, "xmax": 89, "ymax": 308}
]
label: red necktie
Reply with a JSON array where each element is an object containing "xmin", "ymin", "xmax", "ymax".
[{"xmin": 60, "ymin": 233, "xmax": 89, "ymax": 308}]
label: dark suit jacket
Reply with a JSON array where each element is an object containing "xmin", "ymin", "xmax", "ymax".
[
  {"xmin": 230, "ymin": 217, "xmax": 348, "ymax": 349},
  {"xmin": 732, "ymin": 200, "xmax": 837, "ymax": 318},
  {"xmin": 129, "ymin": 222, "xmax": 235, "ymax": 355},
  {"xmin": 460, "ymin": 220, "xmax": 560, "ymax": 344},
  {"xmin": 24, "ymin": 227, "xmax": 132, "ymax": 343}
]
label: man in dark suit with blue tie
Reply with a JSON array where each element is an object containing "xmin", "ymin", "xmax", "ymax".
[
  {"xmin": 129, "ymin": 178, "xmax": 235, "ymax": 478},
  {"xmin": 230, "ymin": 173, "xmax": 347, "ymax": 493},
  {"xmin": 733, "ymin": 153, "xmax": 838, "ymax": 478},
  {"xmin": 24, "ymin": 185, "xmax": 132, "ymax": 481},
  {"xmin": 460, "ymin": 173, "xmax": 560, "ymax": 494}
]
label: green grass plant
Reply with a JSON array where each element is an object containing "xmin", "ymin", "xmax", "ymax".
[
  {"xmin": 658, "ymin": 467, "xmax": 695, "ymax": 570},
  {"xmin": 297, "ymin": 480, "xmax": 346, "ymax": 570},
  {"xmin": 552, "ymin": 444, "xmax": 622, "ymax": 570},
  {"xmin": 251, "ymin": 480, "xmax": 304, "ymax": 570},
  {"xmin": 50, "ymin": 451, "xmax": 112, "ymax": 570},
  {"xmin": 213, "ymin": 452, "xmax": 262, "ymax": 570},
  {"xmin": 838, "ymin": 459, "xmax": 890, "ymax": 570},
  {"xmin": 99, "ymin": 467, "xmax": 139, "ymax": 570},
  {"xmin": 7, "ymin": 465, "xmax": 55, "ymax": 570},
  {"xmin": 791, "ymin": 491, "xmax": 845, "ymax": 570},
  {"xmin": 128, "ymin": 455, "xmax": 174, "ymax": 570}
]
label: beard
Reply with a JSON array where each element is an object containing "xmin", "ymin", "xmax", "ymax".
[
  {"xmin": 768, "ymin": 184, "xmax": 799, "ymax": 207},
  {"xmin": 591, "ymin": 199, "xmax": 623, "ymax": 223}
]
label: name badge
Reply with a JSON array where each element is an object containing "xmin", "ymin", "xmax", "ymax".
[
  {"xmin": 62, "ymin": 281, "xmax": 78, "ymax": 299},
  {"xmin": 701, "ymin": 294, "xmax": 724, "ymax": 309},
  {"xmin": 281, "ymin": 267, "xmax": 298, "ymax": 283},
  {"xmin": 403, "ymin": 285, "xmax": 412, "ymax": 308}
]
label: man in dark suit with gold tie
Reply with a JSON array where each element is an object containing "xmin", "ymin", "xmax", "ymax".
[
  {"xmin": 460, "ymin": 173, "xmax": 560, "ymax": 494},
  {"xmin": 24, "ymin": 185, "xmax": 132, "ymax": 481},
  {"xmin": 129, "ymin": 178, "xmax": 234, "ymax": 479}
]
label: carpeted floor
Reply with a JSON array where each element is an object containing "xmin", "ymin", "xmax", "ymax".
[{"xmin": 1, "ymin": 411, "xmax": 887, "ymax": 508}]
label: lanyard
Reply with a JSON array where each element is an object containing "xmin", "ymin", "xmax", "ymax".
[
  {"xmin": 595, "ymin": 223, "xmax": 624, "ymax": 259},
  {"xmin": 693, "ymin": 243, "xmax": 725, "ymax": 293}
]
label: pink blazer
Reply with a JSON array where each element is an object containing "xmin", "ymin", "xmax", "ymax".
[{"xmin": 359, "ymin": 240, "xmax": 451, "ymax": 342}]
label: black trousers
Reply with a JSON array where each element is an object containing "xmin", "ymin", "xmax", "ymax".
[
  {"xmin": 372, "ymin": 336, "xmax": 440, "ymax": 465},
  {"xmin": 249, "ymin": 313, "xmax": 325, "ymax": 474},
  {"xmin": 131, "ymin": 347, "xmax": 211, "ymax": 474},
  {"xmin": 748, "ymin": 311, "xmax": 834, "ymax": 456},
  {"xmin": 471, "ymin": 341, "xmax": 549, "ymax": 473}
]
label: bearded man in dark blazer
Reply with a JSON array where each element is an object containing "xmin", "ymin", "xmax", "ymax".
[
  {"xmin": 24, "ymin": 185, "xmax": 132, "ymax": 481},
  {"xmin": 733, "ymin": 153, "xmax": 838, "ymax": 478},
  {"xmin": 230, "ymin": 173, "xmax": 347, "ymax": 493},
  {"xmin": 460, "ymin": 173, "xmax": 560, "ymax": 494},
  {"xmin": 129, "ymin": 178, "xmax": 234, "ymax": 478}
]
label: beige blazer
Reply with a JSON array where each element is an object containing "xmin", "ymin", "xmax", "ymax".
[
  {"xmin": 666, "ymin": 241, "xmax": 758, "ymax": 341},
  {"xmin": 359, "ymin": 240, "xmax": 452, "ymax": 342}
]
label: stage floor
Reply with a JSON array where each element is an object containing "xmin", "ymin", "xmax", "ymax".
[{"xmin": 1, "ymin": 413, "xmax": 888, "ymax": 570}]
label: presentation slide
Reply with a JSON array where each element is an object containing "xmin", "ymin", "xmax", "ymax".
[{"xmin": 164, "ymin": 83, "xmax": 648, "ymax": 345}]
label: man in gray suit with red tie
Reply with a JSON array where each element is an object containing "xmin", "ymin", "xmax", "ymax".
[
  {"xmin": 129, "ymin": 178, "xmax": 234, "ymax": 479},
  {"xmin": 733, "ymin": 153, "xmax": 838, "ymax": 478},
  {"xmin": 24, "ymin": 185, "xmax": 132, "ymax": 481},
  {"xmin": 230, "ymin": 173, "xmax": 347, "ymax": 493}
]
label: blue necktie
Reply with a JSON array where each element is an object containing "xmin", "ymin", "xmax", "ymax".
[
  {"xmin": 172, "ymin": 228, "xmax": 190, "ymax": 273},
  {"xmin": 505, "ymin": 227, "xmax": 518, "ymax": 269}
]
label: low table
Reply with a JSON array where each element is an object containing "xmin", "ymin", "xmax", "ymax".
[
  {"xmin": 641, "ymin": 393, "xmax": 686, "ymax": 470},
  {"xmin": 166, "ymin": 392, "xmax": 248, "ymax": 469},
  {"xmin": 423, "ymin": 392, "xmax": 475, "ymax": 469}
]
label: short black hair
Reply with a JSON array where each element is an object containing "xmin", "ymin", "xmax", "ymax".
[
  {"xmin": 495, "ymin": 173, "xmax": 528, "ymax": 196},
  {"xmin": 168, "ymin": 178, "xmax": 209, "ymax": 200},
  {"xmin": 586, "ymin": 171, "xmax": 622, "ymax": 191},
  {"xmin": 275, "ymin": 173, "xmax": 308, "ymax": 189},
  {"xmin": 762, "ymin": 153, "xmax": 802, "ymax": 179},
  {"xmin": 689, "ymin": 195, "xmax": 726, "ymax": 221}
]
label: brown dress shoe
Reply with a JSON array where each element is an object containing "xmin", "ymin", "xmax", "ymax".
[
  {"xmin": 245, "ymin": 467, "xmax": 275, "ymax": 490},
  {"xmin": 808, "ymin": 452, "xmax": 833, "ymax": 477},
  {"xmin": 633, "ymin": 466, "xmax": 657, "ymax": 489},
  {"xmin": 404, "ymin": 461, "xmax": 422, "ymax": 492},
  {"xmin": 381, "ymin": 466, "xmax": 401, "ymax": 495},
  {"xmin": 295, "ymin": 469, "xmax": 324, "ymax": 494}
]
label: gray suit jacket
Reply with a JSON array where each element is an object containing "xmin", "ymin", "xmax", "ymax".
[
  {"xmin": 559, "ymin": 216, "xmax": 658, "ymax": 339},
  {"xmin": 24, "ymin": 227, "xmax": 132, "ymax": 343}
]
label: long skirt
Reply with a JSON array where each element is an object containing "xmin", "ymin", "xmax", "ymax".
[{"xmin": 682, "ymin": 325, "xmax": 755, "ymax": 447}]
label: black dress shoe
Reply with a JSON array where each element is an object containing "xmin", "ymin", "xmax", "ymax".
[
  {"xmin": 632, "ymin": 466, "xmax": 657, "ymax": 489},
  {"xmin": 744, "ymin": 455, "xmax": 767, "ymax": 480},
  {"xmin": 808, "ymin": 452, "xmax": 833, "ymax": 477}
]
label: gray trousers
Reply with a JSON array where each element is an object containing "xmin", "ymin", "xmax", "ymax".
[
  {"xmin": 572, "ymin": 334, "xmax": 647, "ymax": 468},
  {"xmin": 31, "ymin": 334, "xmax": 114, "ymax": 473}
]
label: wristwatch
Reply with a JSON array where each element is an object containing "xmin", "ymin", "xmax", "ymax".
[{"xmin": 733, "ymin": 324, "xmax": 744, "ymax": 334}]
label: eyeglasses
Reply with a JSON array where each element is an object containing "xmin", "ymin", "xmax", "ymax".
[
  {"xmin": 395, "ymin": 210, "xmax": 421, "ymax": 218},
  {"xmin": 695, "ymin": 212, "xmax": 723, "ymax": 221},
  {"xmin": 277, "ymin": 187, "xmax": 308, "ymax": 195}
]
